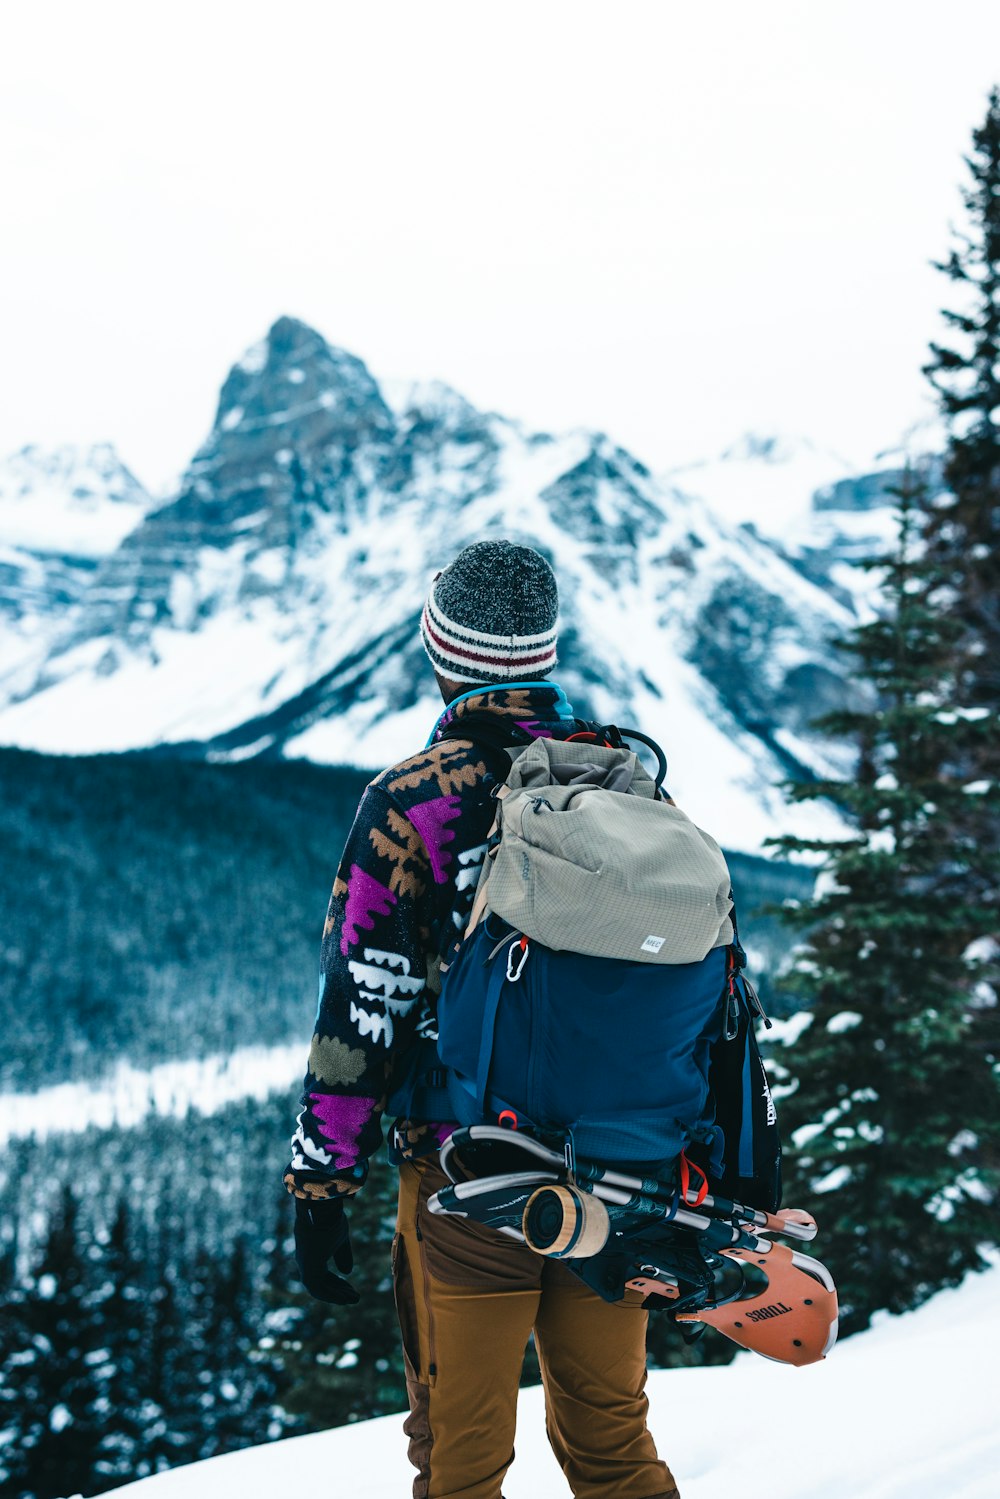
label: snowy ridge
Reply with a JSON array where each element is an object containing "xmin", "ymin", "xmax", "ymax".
[
  {"xmin": 0, "ymin": 443, "xmax": 151, "ymax": 559},
  {"xmin": 0, "ymin": 442, "xmax": 154, "ymax": 672},
  {"xmin": 0, "ymin": 320, "xmax": 908, "ymax": 851},
  {"xmin": 107, "ymin": 1259, "xmax": 1000, "ymax": 1499}
]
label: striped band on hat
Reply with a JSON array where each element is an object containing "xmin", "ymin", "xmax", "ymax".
[{"xmin": 421, "ymin": 588, "xmax": 558, "ymax": 684}]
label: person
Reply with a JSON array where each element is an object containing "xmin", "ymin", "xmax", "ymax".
[{"xmin": 285, "ymin": 539, "xmax": 680, "ymax": 1499}]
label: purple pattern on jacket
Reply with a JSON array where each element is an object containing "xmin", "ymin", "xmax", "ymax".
[
  {"xmin": 515, "ymin": 719, "xmax": 549, "ymax": 739},
  {"xmin": 407, "ymin": 795, "xmax": 462, "ymax": 885},
  {"xmin": 340, "ymin": 865, "xmax": 397, "ymax": 956},
  {"xmin": 309, "ymin": 1092, "xmax": 378, "ymax": 1169}
]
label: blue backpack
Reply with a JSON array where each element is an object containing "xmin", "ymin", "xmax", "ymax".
[
  {"xmin": 434, "ymin": 915, "xmax": 727, "ymax": 1168},
  {"xmin": 391, "ymin": 723, "xmax": 781, "ymax": 1206}
]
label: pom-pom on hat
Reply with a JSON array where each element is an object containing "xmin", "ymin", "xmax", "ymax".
[{"xmin": 421, "ymin": 540, "xmax": 559, "ymax": 685}]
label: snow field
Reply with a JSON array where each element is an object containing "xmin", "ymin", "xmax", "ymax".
[
  {"xmin": 105, "ymin": 1259, "xmax": 1000, "ymax": 1499},
  {"xmin": 0, "ymin": 1045, "xmax": 304, "ymax": 1149}
]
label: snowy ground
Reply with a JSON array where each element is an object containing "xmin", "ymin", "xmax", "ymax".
[{"xmin": 105, "ymin": 1260, "xmax": 1000, "ymax": 1499}]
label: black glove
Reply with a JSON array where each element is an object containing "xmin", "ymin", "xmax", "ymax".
[{"xmin": 294, "ymin": 1195, "xmax": 360, "ymax": 1305}]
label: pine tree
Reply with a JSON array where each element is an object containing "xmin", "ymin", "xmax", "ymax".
[
  {"xmin": 88, "ymin": 1200, "xmax": 153, "ymax": 1488},
  {"xmin": 269, "ymin": 1161, "xmax": 406, "ymax": 1427},
  {"xmin": 921, "ymin": 80, "xmax": 1000, "ymax": 1186},
  {"xmin": 769, "ymin": 468, "xmax": 1000, "ymax": 1337},
  {"xmin": 199, "ymin": 1234, "xmax": 282, "ymax": 1454},
  {"xmin": 145, "ymin": 1270, "xmax": 191, "ymax": 1472},
  {"xmin": 4, "ymin": 1187, "xmax": 106, "ymax": 1499},
  {"xmin": 923, "ymin": 84, "xmax": 1000, "ymax": 709},
  {"xmin": 0, "ymin": 1269, "xmax": 29, "ymax": 1494}
]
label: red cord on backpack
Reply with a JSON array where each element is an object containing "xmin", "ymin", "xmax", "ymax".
[
  {"xmin": 679, "ymin": 1152, "xmax": 709, "ymax": 1207},
  {"xmin": 566, "ymin": 730, "xmax": 614, "ymax": 748}
]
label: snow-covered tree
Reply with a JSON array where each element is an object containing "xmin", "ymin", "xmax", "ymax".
[
  {"xmin": 770, "ymin": 468, "xmax": 1000, "ymax": 1336},
  {"xmin": 1, "ymin": 1188, "xmax": 107, "ymax": 1498},
  {"xmin": 924, "ymin": 84, "xmax": 1000, "ymax": 715},
  {"xmin": 87, "ymin": 1201, "xmax": 154, "ymax": 1487},
  {"xmin": 268, "ymin": 1162, "xmax": 405, "ymax": 1427}
]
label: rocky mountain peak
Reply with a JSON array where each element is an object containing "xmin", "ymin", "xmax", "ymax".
[
  {"xmin": 540, "ymin": 436, "xmax": 663, "ymax": 556},
  {"xmin": 0, "ymin": 443, "xmax": 151, "ymax": 563},
  {"xmin": 210, "ymin": 316, "xmax": 395, "ymax": 452},
  {"xmin": 29, "ymin": 321, "xmax": 419, "ymax": 657}
]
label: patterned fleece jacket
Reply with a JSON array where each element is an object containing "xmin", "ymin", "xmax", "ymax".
[{"xmin": 284, "ymin": 683, "xmax": 577, "ymax": 1202}]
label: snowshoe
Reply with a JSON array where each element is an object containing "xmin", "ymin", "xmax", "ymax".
[{"xmin": 429, "ymin": 1125, "xmax": 838, "ymax": 1366}]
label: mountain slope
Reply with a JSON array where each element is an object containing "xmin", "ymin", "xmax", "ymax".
[{"xmin": 668, "ymin": 433, "xmax": 934, "ymax": 619}]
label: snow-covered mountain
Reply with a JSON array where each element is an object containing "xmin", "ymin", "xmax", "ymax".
[
  {"xmin": 669, "ymin": 431, "xmax": 856, "ymax": 538},
  {"xmin": 106, "ymin": 1259, "xmax": 999, "ymax": 1499},
  {"xmin": 0, "ymin": 318, "xmax": 906, "ymax": 850},
  {"xmin": 0, "ymin": 442, "xmax": 152, "ymax": 668},
  {"xmin": 668, "ymin": 434, "xmax": 938, "ymax": 619}
]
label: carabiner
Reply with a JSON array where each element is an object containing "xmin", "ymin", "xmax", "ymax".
[{"xmin": 506, "ymin": 935, "xmax": 529, "ymax": 982}]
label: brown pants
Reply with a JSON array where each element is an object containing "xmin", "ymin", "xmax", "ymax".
[{"xmin": 393, "ymin": 1157, "xmax": 678, "ymax": 1499}]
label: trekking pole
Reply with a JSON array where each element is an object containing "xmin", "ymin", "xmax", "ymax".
[
  {"xmin": 583, "ymin": 1179, "xmax": 765, "ymax": 1253},
  {"xmin": 440, "ymin": 1126, "xmax": 817, "ymax": 1244},
  {"xmin": 700, "ymin": 1193, "xmax": 817, "ymax": 1242},
  {"xmin": 521, "ymin": 1177, "xmax": 765, "ymax": 1258},
  {"xmin": 573, "ymin": 1159, "xmax": 817, "ymax": 1241}
]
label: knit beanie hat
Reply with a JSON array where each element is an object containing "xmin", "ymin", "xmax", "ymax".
[{"xmin": 421, "ymin": 540, "xmax": 559, "ymax": 685}]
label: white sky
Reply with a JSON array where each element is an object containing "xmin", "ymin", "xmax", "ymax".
[{"xmin": 1, "ymin": 1, "xmax": 998, "ymax": 494}]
